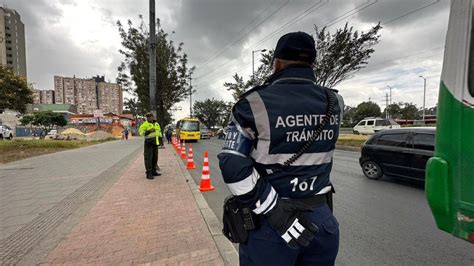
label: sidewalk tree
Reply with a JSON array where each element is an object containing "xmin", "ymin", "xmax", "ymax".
[
  {"xmin": 20, "ymin": 111, "xmax": 67, "ymax": 136},
  {"xmin": 117, "ymin": 17, "xmax": 194, "ymax": 126},
  {"xmin": 314, "ymin": 23, "xmax": 382, "ymax": 88},
  {"xmin": 0, "ymin": 65, "xmax": 33, "ymax": 113},
  {"xmin": 354, "ymin": 101, "xmax": 381, "ymax": 123}
]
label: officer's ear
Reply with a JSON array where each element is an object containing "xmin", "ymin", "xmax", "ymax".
[{"xmin": 273, "ymin": 59, "xmax": 284, "ymax": 73}]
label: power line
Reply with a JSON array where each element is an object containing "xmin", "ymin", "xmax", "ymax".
[
  {"xmin": 382, "ymin": 0, "xmax": 440, "ymax": 25},
  {"xmin": 195, "ymin": 0, "xmax": 378, "ymax": 82},
  {"xmin": 251, "ymin": 0, "xmax": 329, "ymax": 48},
  {"xmin": 197, "ymin": 0, "xmax": 279, "ymax": 69},
  {"xmin": 195, "ymin": 0, "xmax": 290, "ymax": 76},
  {"xmin": 193, "ymin": 1, "xmax": 444, "ymax": 95}
]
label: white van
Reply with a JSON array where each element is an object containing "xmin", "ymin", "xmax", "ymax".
[{"xmin": 353, "ymin": 117, "xmax": 400, "ymax": 135}]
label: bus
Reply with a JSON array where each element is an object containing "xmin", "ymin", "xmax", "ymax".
[
  {"xmin": 176, "ymin": 117, "xmax": 201, "ymax": 142},
  {"xmin": 425, "ymin": 0, "xmax": 474, "ymax": 243}
]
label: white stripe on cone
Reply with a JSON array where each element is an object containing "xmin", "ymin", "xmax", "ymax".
[
  {"xmin": 201, "ymin": 174, "xmax": 210, "ymax": 180},
  {"xmin": 203, "ymin": 165, "xmax": 209, "ymax": 171}
]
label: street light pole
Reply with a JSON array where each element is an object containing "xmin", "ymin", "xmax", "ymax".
[
  {"xmin": 189, "ymin": 76, "xmax": 192, "ymax": 117},
  {"xmin": 419, "ymin": 75, "xmax": 427, "ymax": 124},
  {"xmin": 386, "ymin": 85, "xmax": 392, "ymax": 105},
  {"xmin": 252, "ymin": 49, "xmax": 267, "ymax": 81},
  {"xmin": 149, "ymin": 0, "xmax": 157, "ymax": 118}
]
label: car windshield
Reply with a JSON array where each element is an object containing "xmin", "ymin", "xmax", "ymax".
[{"xmin": 181, "ymin": 121, "xmax": 199, "ymax": 131}]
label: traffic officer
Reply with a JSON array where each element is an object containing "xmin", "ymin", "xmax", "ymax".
[
  {"xmin": 139, "ymin": 112, "xmax": 162, "ymax": 179},
  {"xmin": 218, "ymin": 32, "xmax": 344, "ymax": 265}
]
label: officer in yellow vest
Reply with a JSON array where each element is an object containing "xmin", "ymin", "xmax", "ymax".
[{"xmin": 139, "ymin": 112, "xmax": 162, "ymax": 179}]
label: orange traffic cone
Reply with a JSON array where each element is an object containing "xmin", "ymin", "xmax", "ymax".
[
  {"xmin": 174, "ymin": 138, "xmax": 180, "ymax": 153},
  {"xmin": 198, "ymin": 150, "xmax": 214, "ymax": 191},
  {"xmin": 181, "ymin": 140, "xmax": 187, "ymax": 159},
  {"xmin": 186, "ymin": 144, "xmax": 196, "ymax": 169}
]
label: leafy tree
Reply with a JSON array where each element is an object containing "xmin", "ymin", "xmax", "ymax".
[
  {"xmin": 223, "ymin": 23, "xmax": 382, "ymax": 100},
  {"xmin": 0, "ymin": 65, "xmax": 33, "ymax": 113},
  {"xmin": 342, "ymin": 105, "xmax": 357, "ymax": 127},
  {"xmin": 354, "ymin": 101, "xmax": 381, "ymax": 123},
  {"xmin": 20, "ymin": 111, "xmax": 67, "ymax": 136},
  {"xmin": 117, "ymin": 17, "xmax": 194, "ymax": 127},
  {"xmin": 400, "ymin": 102, "xmax": 419, "ymax": 120},
  {"xmin": 123, "ymin": 98, "xmax": 140, "ymax": 117},
  {"xmin": 384, "ymin": 103, "xmax": 402, "ymax": 119},
  {"xmin": 314, "ymin": 23, "xmax": 382, "ymax": 88},
  {"xmin": 193, "ymin": 98, "xmax": 230, "ymax": 129}
]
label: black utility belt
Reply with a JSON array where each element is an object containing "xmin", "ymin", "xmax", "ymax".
[
  {"xmin": 222, "ymin": 192, "xmax": 333, "ymax": 244},
  {"xmin": 291, "ymin": 193, "xmax": 329, "ymax": 209}
]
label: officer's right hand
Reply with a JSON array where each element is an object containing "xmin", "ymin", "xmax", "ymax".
[{"xmin": 264, "ymin": 199, "xmax": 319, "ymax": 249}]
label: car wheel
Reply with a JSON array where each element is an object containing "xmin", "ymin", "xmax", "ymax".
[
  {"xmin": 8, "ymin": 134, "xmax": 13, "ymax": 140},
  {"xmin": 354, "ymin": 131, "xmax": 359, "ymax": 135},
  {"xmin": 362, "ymin": 160, "xmax": 383, "ymax": 180}
]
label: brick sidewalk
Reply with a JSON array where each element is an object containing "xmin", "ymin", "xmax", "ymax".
[{"xmin": 41, "ymin": 147, "xmax": 223, "ymax": 265}]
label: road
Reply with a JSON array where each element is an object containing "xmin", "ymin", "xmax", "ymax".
[{"xmin": 183, "ymin": 137, "xmax": 474, "ymax": 265}]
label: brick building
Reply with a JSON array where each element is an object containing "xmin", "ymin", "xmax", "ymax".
[{"xmin": 54, "ymin": 75, "xmax": 122, "ymax": 115}]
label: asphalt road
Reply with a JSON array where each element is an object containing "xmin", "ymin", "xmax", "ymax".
[{"xmin": 181, "ymin": 137, "xmax": 474, "ymax": 265}]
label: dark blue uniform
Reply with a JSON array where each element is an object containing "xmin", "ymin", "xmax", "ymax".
[{"xmin": 218, "ymin": 64, "xmax": 344, "ymax": 265}]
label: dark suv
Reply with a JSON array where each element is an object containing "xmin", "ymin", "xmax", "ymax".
[{"xmin": 359, "ymin": 127, "xmax": 435, "ymax": 181}]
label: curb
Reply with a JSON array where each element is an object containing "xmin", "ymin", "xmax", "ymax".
[
  {"xmin": 175, "ymin": 151, "xmax": 239, "ymax": 266},
  {"xmin": 336, "ymin": 145, "xmax": 361, "ymax": 152}
]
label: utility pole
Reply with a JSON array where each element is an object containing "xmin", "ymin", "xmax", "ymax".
[
  {"xmin": 385, "ymin": 93, "xmax": 390, "ymax": 119},
  {"xmin": 149, "ymin": 0, "xmax": 157, "ymax": 118},
  {"xmin": 419, "ymin": 76, "xmax": 427, "ymax": 124},
  {"xmin": 189, "ymin": 76, "xmax": 192, "ymax": 117}
]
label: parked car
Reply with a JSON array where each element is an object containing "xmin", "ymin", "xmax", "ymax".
[
  {"xmin": 200, "ymin": 129, "xmax": 210, "ymax": 139},
  {"xmin": 0, "ymin": 125, "xmax": 13, "ymax": 140},
  {"xmin": 353, "ymin": 117, "xmax": 400, "ymax": 135},
  {"xmin": 359, "ymin": 127, "xmax": 435, "ymax": 181}
]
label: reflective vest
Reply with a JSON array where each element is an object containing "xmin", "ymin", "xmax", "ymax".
[
  {"xmin": 218, "ymin": 64, "xmax": 343, "ymax": 215},
  {"xmin": 139, "ymin": 121, "xmax": 162, "ymax": 145}
]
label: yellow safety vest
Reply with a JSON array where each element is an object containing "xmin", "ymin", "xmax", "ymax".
[{"xmin": 139, "ymin": 121, "xmax": 162, "ymax": 145}]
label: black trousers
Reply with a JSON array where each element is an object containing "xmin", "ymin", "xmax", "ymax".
[{"xmin": 144, "ymin": 140, "xmax": 158, "ymax": 175}]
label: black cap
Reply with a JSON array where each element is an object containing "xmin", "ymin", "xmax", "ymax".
[
  {"xmin": 146, "ymin": 112, "xmax": 154, "ymax": 117},
  {"xmin": 273, "ymin": 32, "xmax": 316, "ymax": 64}
]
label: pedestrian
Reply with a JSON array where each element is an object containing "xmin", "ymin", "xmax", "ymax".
[
  {"xmin": 139, "ymin": 112, "xmax": 162, "ymax": 179},
  {"xmin": 166, "ymin": 127, "xmax": 173, "ymax": 144},
  {"xmin": 124, "ymin": 128, "xmax": 129, "ymax": 140},
  {"xmin": 218, "ymin": 32, "xmax": 344, "ymax": 265}
]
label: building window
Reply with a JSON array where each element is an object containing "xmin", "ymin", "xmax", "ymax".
[
  {"xmin": 7, "ymin": 60, "xmax": 13, "ymax": 64},
  {"xmin": 6, "ymin": 47, "xmax": 12, "ymax": 51}
]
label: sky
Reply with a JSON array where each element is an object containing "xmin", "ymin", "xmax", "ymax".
[{"xmin": 7, "ymin": 0, "xmax": 451, "ymax": 120}]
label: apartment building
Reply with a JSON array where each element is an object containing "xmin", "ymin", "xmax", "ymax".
[
  {"xmin": 32, "ymin": 89, "xmax": 55, "ymax": 104},
  {"xmin": 54, "ymin": 75, "xmax": 123, "ymax": 115},
  {"xmin": 0, "ymin": 7, "xmax": 26, "ymax": 78}
]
